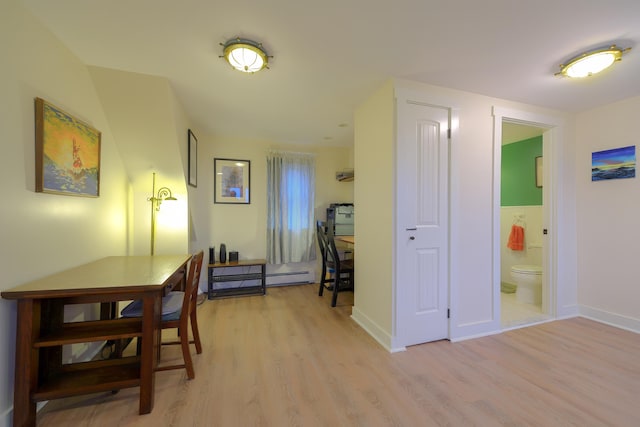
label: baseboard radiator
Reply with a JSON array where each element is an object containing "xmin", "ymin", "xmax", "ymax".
[{"xmin": 266, "ymin": 262, "xmax": 315, "ymax": 287}]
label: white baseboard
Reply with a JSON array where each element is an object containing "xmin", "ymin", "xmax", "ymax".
[
  {"xmin": 353, "ymin": 303, "xmax": 638, "ymax": 351},
  {"xmin": 556, "ymin": 303, "xmax": 580, "ymax": 319},
  {"xmin": 449, "ymin": 318, "xmax": 500, "ymax": 342},
  {"xmin": 351, "ymin": 306, "xmax": 405, "ymax": 352},
  {"xmin": 579, "ymin": 305, "xmax": 640, "ymax": 334},
  {"xmin": 450, "ymin": 328, "xmax": 503, "ymax": 343}
]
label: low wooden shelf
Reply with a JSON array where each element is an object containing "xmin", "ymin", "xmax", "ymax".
[
  {"xmin": 35, "ymin": 318, "xmax": 143, "ymax": 347},
  {"xmin": 33, "ymin": 357, "xmax": 141, "ymax": 402},
  {"xmin": 208, "ymin": 259, "xmax": 266, "ymax": 299}
]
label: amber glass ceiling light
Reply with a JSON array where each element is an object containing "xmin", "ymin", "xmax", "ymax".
[
  {"xmin": 556, "ymin": 45, "xmax": 630, "ymax": 78},
  {"xmin": 221, "ymin": 38, "xmax": 269, "ymax": 73}
]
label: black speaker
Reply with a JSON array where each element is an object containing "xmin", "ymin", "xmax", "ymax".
[
  {"xmin": 219, "ymin": 244, "xmax": 227, "ymax": 263},
  {"xmin": 209, "ymin": 247, "xmax": 215, "ymax": 264},
  {"xmin": 229, "ymin": 251, "xmax": 239, "ymax": 262}
]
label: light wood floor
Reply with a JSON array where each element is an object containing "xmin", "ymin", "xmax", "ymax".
[{"xmin": 37, "ymin": 284, "xmax": 640, "ymax": 426}]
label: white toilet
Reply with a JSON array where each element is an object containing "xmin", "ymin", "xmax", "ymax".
[{"xmin": 511, "ymin": 264, "xmax": 542, "ymax": 305}]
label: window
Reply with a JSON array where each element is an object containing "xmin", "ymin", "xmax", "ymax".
[{"xmin": 266, "ymin": 151, "xmax": 316, "ymax": 264}]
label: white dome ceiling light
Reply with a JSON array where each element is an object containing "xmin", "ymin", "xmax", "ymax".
[
  {"xmin": 556, "ymin": 45, "xmax": 630, "ymax": 78},
  {"xmin": 221, "ymin": 37, "xmax": 270, "ymax": 73}
]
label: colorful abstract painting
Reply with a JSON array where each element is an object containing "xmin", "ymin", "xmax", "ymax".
[
  {"xmin": 591, "ymin": 145, "xmax": 636, "ymax": 181},
  {"xmin": 35, "ymin": 98, "xmax": 101, "ymax": 196}
]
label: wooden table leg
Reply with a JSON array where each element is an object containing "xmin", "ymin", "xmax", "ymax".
[
  {"xmin": 13, "ymin": 299, "xmax": 38, "ymax": 427},
  {"xmin": 138, "ymin": 292, "xmax": 160, "ymax": 414}
]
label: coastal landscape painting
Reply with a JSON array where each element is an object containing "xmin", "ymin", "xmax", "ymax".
[
  {"xmin": 591, "ymin": 145, "xmax": 635, "ymax": 181},
  {"xmin": 35, "ymin": 98, "xmax": 101, "ymax": 196}
]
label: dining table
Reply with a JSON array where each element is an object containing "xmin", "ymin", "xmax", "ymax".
[{"xmin": 1, "ymin": 254, "xmax": 191, "ymax": 427}]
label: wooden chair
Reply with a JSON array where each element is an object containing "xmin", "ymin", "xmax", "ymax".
[
  {"xmin": 317, "ymin": 221, "xmax": 354, "ymax": 307},
  {"xmin": 121, "ymin": 250, "xmax": 204, "ymax": 379}
]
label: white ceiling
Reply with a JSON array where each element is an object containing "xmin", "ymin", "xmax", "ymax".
[{"xmin": 22, "ymin": 0, "xmax": 640, "ymax": 147}]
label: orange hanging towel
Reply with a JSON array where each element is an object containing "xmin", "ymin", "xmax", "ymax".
[{"xmin": 507, "ymin": 225, "xmax": 525, "ymax": 251}]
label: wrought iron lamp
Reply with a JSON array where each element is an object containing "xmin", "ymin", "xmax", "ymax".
[
  {"xmin": 221, "ymin": 37, "xmax": 270, "ymax": 73},
  {"xmin": 149, "ymin": 172, "xmax": 177, "ymax": 255}
]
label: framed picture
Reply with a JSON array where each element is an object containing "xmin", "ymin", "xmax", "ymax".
[
  {"xmin": 214, "ymin": 158, "xmax": 250, "ymax": 204},
  {"xmin": 188, "ymin": 129, "xmax": 198, "ymax": 187},
  {"xmin": 535, "ymin": 156, "xmax": 543, "ymax": 188},
  {"xmin": 591, "ymin": 145, "xmax": 636, "ymax": 181},
  {"xmin": 35, "ymin": 98, "xmax": 101, "ymax": 197}
]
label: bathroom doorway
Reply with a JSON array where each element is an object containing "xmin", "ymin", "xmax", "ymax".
[
  {"xmin": 492, "ymin": 107, "xmax": 562, "ymax": 331},
  {"xmin": 500, "ymin": 121, "xmax": 549, "ymax": 328}
]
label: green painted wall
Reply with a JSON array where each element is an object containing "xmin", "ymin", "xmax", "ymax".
[{"xmin": 501, "ymin": 136, "xmax": 542, "ymax": 206}]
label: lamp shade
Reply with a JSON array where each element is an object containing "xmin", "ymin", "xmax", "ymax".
[{"xmin": 222, "ymin": 38, "xmax": 268, "ymax": 73}]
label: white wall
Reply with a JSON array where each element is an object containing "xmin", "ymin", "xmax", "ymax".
[
  {"xmin": 352, "ymin": 81, "xmax": 396, "ymax": 347},
  {"xmin": 353, "ymin": 78, "xmax": 576, "ymax": 348},
  {"xmin": 0, "ymin": 2, "xmax": 129, "ymax": 424},
  {"xmin": 576, "ymin": 95, "xmax": 640, "ymax": 331},
  {"xmin": 203, "ymin": 135, "xmax": 353, "ymax": 277}
]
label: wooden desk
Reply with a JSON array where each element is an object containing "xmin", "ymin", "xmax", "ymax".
[
  {"xmin": 1, "ymin": 255, "xmax": 190, "ymax": 427},
  {"xmin": 336, "ymin": 235, "xmax": 355, "ymax": 245}
]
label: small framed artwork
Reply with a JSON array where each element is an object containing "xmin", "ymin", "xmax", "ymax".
[
  {"xmin": 188, "ymin": 129, "xmax": 198, "ymax": 187},
  {"xmin": 535, "ymin": 156, "xmax": 543, "ymax": 188},
  {"xmin": 214, "ymin": 158, "xmax": 250, "ymax": 204},
  {"xmin": 35, "ymin": 97, "xmax": 101, "ymax": 197},
  {"xmin": 591, "ymin": 145, "xmax": 636, "ymax": 181}
]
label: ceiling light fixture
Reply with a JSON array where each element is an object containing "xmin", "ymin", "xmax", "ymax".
[
  {"xmin": 556, "ymin": 45, "xmax": 630, "ymax": 78},
  {"xmin": 221, "ymin": 37, "xmax": 270, "ymax": 73}
]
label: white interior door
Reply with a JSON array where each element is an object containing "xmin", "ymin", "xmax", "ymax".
[{"xmin": 396, "ymin": 99, "xmax": 450, "ymax": 347}]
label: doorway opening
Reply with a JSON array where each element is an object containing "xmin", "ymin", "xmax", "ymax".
[
  {"xmin": 500, "ymin": 122, "xmax": 549, "ymax": 328},
  {"xmin": 492, "ymin": 107, "xmax": 562, "ymax": 331}
]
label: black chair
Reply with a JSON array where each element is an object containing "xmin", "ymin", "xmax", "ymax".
[
  {"xmin": 317, "ymin": 220, "xmax": 354, "ymax": 307},
  {"xmin": 316, "ymin": 220, "xmax": 333, "ymax": 293}
]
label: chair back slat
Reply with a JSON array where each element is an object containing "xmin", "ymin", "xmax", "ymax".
[
  {"xmin": 317, "ymin": 218, "xmax": 354, "ymax": 306},
  {"xmin": 323, "ymin": 228, "xmax": 341, "ymax": 271},
  {"xmin": 316, "ymin": 220, "xmax": 327, "ymax": 261},
  {"xmin": 183, "ymin": 251, "xmax": 204, "ymax": 319}
]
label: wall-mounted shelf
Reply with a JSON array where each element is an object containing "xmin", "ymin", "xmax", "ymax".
[{"xmin": 336, "ymin": 169, "xmax": 354, "ymax": 182}]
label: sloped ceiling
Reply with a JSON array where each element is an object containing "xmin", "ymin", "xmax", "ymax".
[{"xmin": 89, "ymin": 67, "xmax": 186, "ymax": 192}]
